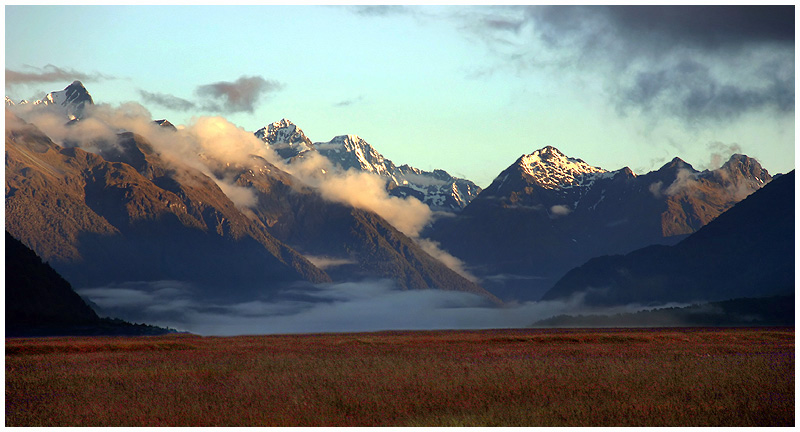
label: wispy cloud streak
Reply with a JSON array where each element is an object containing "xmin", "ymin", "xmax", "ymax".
[
  {"xmin": 6, "ymin": 64, "xmax": 115, "ymax": 87},
  {"xmin": 138, "ymin": 89, "xmax": 197, "ymax": 111}
]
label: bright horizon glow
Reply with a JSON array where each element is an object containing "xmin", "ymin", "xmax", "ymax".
[{"xmin": 5, "ymin": 5, "xmax": 795, "ymax": 187}]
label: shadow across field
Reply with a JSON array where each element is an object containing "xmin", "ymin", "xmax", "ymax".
[{"xmin": 5, "ymin": 327, "xmax": 794, "ymax": 427}]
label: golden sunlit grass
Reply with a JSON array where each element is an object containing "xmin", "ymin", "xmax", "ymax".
[{"xmin": 5, "ymin": 327, "xmax": 794, "ymax": 426}]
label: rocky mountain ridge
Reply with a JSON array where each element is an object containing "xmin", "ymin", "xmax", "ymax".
[
  {"xmin": 255, "ymin": 119, "xmax": 481, "ymax": 212},
  {"xmin": 427, "ymin": 145, "xmax": 773, "ymax": 301}
]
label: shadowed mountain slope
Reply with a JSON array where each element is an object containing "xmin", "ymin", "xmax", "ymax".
[
  {"xmin": 541, "ymin": 170, "xmax": 794, "ymax": 306},
  {"xmin": 6, "ymin": 113, "xmax": 329, "ymax": 301}
]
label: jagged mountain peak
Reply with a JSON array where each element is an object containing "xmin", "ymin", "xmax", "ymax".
[
  {"xmin": 715, "ymin": 154, "xmax": 771, "ymax": 187},
  {"xmin": 6, "ymin": 81, "xmax": 93, "ymax": 116},
  {"xmin": 722, "ymin": 154, "xmax": 766, "ymax": 175},
  {"xmin": 255, "ymin": 118, "xmax": 314, "ymax": 159},
  {"xmin": 255, "ymin": 118, "xmax": 309, "ymax": 142},
  {"xmin": 67, "ymin": 80, "xmax": 87, "ymax": 91},
  {"xmin": 44, "ymin": 80, "xmax": 93, "ymax": 105},
  {"xmin": 273, "ymin": 117, "xmax": 294, "ymax": 126},
  {"xmin": 265, "ymin": 118, "xmax": 298, "ymax": 134},
  {"xmin": 17, "ymin": 80, "xmax": 95, "ymax": 120},
  {"xmin": 154, "ymin": 119, "xmax": 177, "ymax": 131},
  {"xmin": 515, "ymin": 146, "xmax": 608, "ymax": 190},
  {"xmin": 251, "ymin": 121, "xmax": 481, "ymax": 212},
  {"xmin": 660, "ymin": 157, "xmax": 694, "ymax": 172},
  {"xmin": 316, "ymin": 134, "xmax": 393, "ymax": 176}
]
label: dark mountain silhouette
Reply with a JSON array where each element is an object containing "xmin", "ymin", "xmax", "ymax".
[
  {"xmin": 541, "ymin": 170, "xmax": 794, "ymax": 306},
  {"xmin": 427, "ymin": 146, "xmax": 772, "ymax": 301},
  {"xmin": 6, "ymin": 230, "xmax": 99, "ymax": 328},
  {"xmin": 6, "ymin": 231, "xmax": 177, "ymax": 337}
]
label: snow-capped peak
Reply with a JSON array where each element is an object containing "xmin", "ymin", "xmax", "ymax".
[
  {"xmin": 39, "ymin": 80, "xmax": 94, "ymax": 119},
  {"xmin": 517, "ymin": 146, "xmax": 608, "ymax": 189},
  {"xmin": 255, "ymin": 118, "xmax": 314, "ymax": 159},
  {"xmin": 317, "ymin": 135, "xmax": 393, "ymax": 177},
  {"xmin": 250, "ymin": 120, "xmax": 481, "ymax": 212}
]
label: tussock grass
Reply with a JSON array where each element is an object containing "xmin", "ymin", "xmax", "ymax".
[{"xmin": 6, "ymin": 328, "xmax": 794, "ymax": 426}]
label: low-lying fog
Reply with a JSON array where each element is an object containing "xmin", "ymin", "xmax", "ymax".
[{"xmin": 77, "ymin": 279, "xmax": 679, "ymax": 335}]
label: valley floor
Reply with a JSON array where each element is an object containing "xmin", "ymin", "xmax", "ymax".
[{"xmin": 5, "ymin": 327, "xmax": 794, "ymax": 426}]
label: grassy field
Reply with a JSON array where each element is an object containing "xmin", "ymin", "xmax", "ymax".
[{"xmin": 5, "ymin": 327, "xmax": 794, "ymax": 426}]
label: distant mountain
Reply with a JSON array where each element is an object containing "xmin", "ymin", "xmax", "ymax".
[
  {"xmin": 533, "ymin": 295, "xmax": 795, "ymax": 328},
  {"xmin": 427, "ymin": 146, "xmax": 772, "ymax": 301},
  {"xmin": 154, "ymin": 119, "xmax": 177, "ymax": 131},
  {"xmin": 255, "ymin": 119, "xmax": 481, "ymax": 212},
  {"xmin": 6, "ymin": 80, "xmax": 95, "ymax": 120},
  {"xmin": 41, "ymin": 80, "xmax": 94, "ymax": 119},
  {"xmin": 541, "ymin": 170, "xmax": 794, "ymax": 306},
  {"xmin": 6, "ymin": 231, "xmax": 177, "ymax": 337},
  {"xmin": 254, "ymin": 118, "xmax": 314, "ymax": 160}
]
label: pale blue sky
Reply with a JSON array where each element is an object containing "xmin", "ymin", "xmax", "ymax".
[{"xmin": 6, "ymin": 5, "xmax": 795, "ymax": 186}]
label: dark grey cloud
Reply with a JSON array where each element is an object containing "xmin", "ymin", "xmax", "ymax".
[
  {"xmin": 526, "ymin": 6, "xmax": 794, "ymax": 53},
  {"xmin": 469, "ymin": 5, "xmax": 795, "ymax": 122},
  {"xmin": 620, "ymin": 59, "xmax": 794, "ymax": 120},
  {"xmin": 6, "ymin": 64, "xmax": 114, "ymax": 86},
  {"xmin": 196, "ymin": 75, "xmax": 283, "ymax": 113},
  {"xmin": 138, "ymin": 89, "xmax": 197, "ymax": 111},
  {"xmin": 600, "ymin": 6, "xmax": 794, "ymax": 49}
]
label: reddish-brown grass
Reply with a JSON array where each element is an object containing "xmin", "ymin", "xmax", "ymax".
[{"xmin": 5, "ymin": 327, "xmax": 794, "ymax": 426}]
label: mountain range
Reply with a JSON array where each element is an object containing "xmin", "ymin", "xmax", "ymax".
[
  {"xmin": 256, "ymin": 119, "xmax": 481, "ymax": 213},
  {"xmin": 5, "ymin": 81, "xmax": 792, "ymax": 333},
  {"xmin": 5, "ymin": 84, "xmax": 497, "ymax": 314},
  {"xmin": 427, "ymin": 146, "xmax": 773, "ymax": 301}
]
